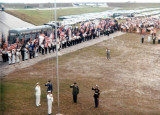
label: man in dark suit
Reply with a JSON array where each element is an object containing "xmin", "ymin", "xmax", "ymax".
[
  {"xmin": 92, "ymin": 85, "xmax": 100, "ymax": 108},
  {"xmin": 70, "ymin": 82, "xmax": 79, "ymax": 103},
  {"xmin": 45, "ymin": 80, "xmax": 53, "ymax": 93}
]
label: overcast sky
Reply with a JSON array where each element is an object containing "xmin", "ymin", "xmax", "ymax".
[{"xmin": 0, "ymin": 0, "xmax": 160, "ymax": 3}]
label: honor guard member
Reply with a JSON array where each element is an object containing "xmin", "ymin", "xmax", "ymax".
[
  {"xmin": 70, "ymin": 82, "xmax": 79, "ymax": 103},
  {"xmin": 48, "ymin": 42, "xmax": 52, "ymax": 53},
  {"xmin": 47, "ymin": 90, "xmax": 53, "ymax": 115},
  {"xmin": 21, "ymin": 45, "xmax": 25, "ymax": 61},
  {"xmin": 96, "ymin": 28, "xmax": 100, "ymax": 37},
  {"xmin": 0, "ymin": 49, "xmax": 2, "ymax": 63},
  {"xmin": 41, "ymin": 43, "xmax": 44, "ymax": 55},
  {"xmin": 24, "ymin": 47, "xmax": 29, "ymax": 60},
  {"xmin": 12, "ymin": 49, "xmax": 16, "ymax": 64},
  {"xmin": 62, "ymin": 38, "xmax": 65, "ymax": 49},
  {"xmin": 2, "ymin": 49, "xmax": 6, "ymax": 62},
  {"xmin": 92, "ymin": 85, "xmax": 100, "ymax": 108},
  {"xmin": 57, "ymin": 38, "xmax": 60, "ymax": 51},
  {"xmin": 153, "ymin": 35, "xmax": 156, "ymax": 44},
  {"xmin": 16, "ymin": 49, "xmax": 20, "ymax": 63},
  {"xmin": 5, "ymin": 48, "xmax": 8, "ymax": 62},
  {"xmin": 35, "ymin": 46, "xmax": 39, "ymax": 57},
  {"xmin": 35, "ymin": 82, "xmax": 41, "ymax": 107},
  {"xmin": 45, "ymin": 80, "xmax": 53, "ymax": 93},
  {"xmin": 45, "ymin": 41, "xmax": 48, "ymax": 54},
  {"xmin": 52, "ymin": 39, "xmax": 55, "ymax": 53},
  {"xmin": 8, "ymin": 51, "xmax": 12, "ymax": 65}
]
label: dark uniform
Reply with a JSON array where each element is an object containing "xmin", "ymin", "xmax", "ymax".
[
  {"xmin": 70, "ymin": 83, "xmax": 79, "ymax": 103},
  {"xmin": 92, "ymin": 86, "xmax": 100, "ymax": 108},
  {"xmin": 21, "ymin": 45, "xmax": 25, "ymax": 61},
  {"xmin": 141, "ymin": 35, "xmax": 144, "ymax": 43},
  {"xmin": 153, "ymin": 36, "xmax": 156, "ymax": 44},
  {"xmin": 45, "ymin": 80, "xmax": 53, "ymax": 93}
]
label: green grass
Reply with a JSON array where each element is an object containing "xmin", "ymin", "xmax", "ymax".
[{"xmin": 6, "ymin": 7, "xmax": 112, "ymax": 25}]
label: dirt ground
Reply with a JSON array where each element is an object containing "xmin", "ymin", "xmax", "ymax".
[{"xmin": 1, "ymin": 32, "xmax": 160, "ymax": 115}]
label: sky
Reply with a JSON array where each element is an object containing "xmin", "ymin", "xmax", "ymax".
[{"xmin": 0, "ymin": 0, "xmax": 160, "ymax": 3}]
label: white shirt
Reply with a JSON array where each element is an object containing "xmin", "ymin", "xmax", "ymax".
[{"xmin": 35, "ymin": 85, "xmax": 41, "ymax": 95}]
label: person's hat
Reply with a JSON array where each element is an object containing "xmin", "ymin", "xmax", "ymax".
[
  {"xmin": 36, "ymin": 82, "xmax": 39, "ymax": 85},
  {"xmin": 96, "ymin": 85, "xmax": 99, "ymax": 87},
  {"xmin": 48, "ymin": 80, "xmax": 51, "ymax": 82},
  {"xmin": 74, "ymin": 82, "xmax": 77, "ymax": 84},
  {"xmin": 48, "ymin": 90, "xmax": 51, "ymax": 93}
]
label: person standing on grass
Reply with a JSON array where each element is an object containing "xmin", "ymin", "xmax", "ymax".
[
  {"xmin": 92, "ymin": 85, "xmax": 100, "ymax": 108},
  {"xmin": 45, "ymin": 80, "xmax": 53, "ymax": 93},
  {"xmin": 47, "ymin": 90, "xmax": 53, "ymax": 115},
  {"xmin": 106, "ymin": 48, "xmax": 110, "ymax": 60},
  {"xmin": 35, "ymin": 82, "xmax": 41, "ymax": 107},
  {"xmin": 70, "ymin": 82, "xmax": 79, "ymax": 103}
]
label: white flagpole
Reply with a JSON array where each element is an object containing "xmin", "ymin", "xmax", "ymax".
[{"xmin": 54, "ymin": 0, "xmax": 60, "ymax": 114}]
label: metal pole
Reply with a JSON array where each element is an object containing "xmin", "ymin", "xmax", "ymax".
[{"xmin": 54, "ymin": 0, "xmax": 60, "ymax": 114}]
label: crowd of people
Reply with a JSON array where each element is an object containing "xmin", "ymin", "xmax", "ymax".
[
  {"xmin": 1, "ymin": 17, "xmax": 160, "ymax": 65},
  {"xmin": 120, "ymin": 17, "xmax": 160, "ymax": 34},
  {"xmin": 120, "ymin": 17, "xmax": 160, "ymax": 44},
  {"xmin": 0, "ymin": 19, "xmax": 119, "ymax": 65}
]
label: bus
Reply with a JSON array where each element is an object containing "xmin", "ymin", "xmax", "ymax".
[
  {"xmin": 1, "ymin": 4, "xmax": 4, "ymax": 11},
  {"xmin": 8, "ymin": 25, "xmax": 52, "ymax": 45}
]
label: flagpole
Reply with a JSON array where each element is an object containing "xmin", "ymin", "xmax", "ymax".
[{"xmin": 54, "ymin": 0, "xmax": 60, "ymax": 114}]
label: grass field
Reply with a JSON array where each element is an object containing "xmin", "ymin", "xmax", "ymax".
[
  {"xmin": 1, "ymin": 32, "xmax": 160, "ymax": 115},
  {"xmin": 6, "ymin": 7, "xmax": 112, "ymax": 25}
]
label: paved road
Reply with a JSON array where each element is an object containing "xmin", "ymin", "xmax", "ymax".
[
  {"xmin": 0, "ymin": 11, "xmax": 35, "ymax": 40},
  {"xmin": 0, "ymin": 31, "xmax": 125, "ymax": 77}
]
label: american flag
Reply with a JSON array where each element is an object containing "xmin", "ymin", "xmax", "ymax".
[
  {"xmin": 49, "ymin": 32, "xmax": 54, "ymax": 40},
  {"xmin": 110, "ymin": 21, "xmax": 115, "ymax": 26},
  {"xmin": 60, "ymin": 31, "xmax": 65, "ymax": 37},
  {"xmin": 45, "ymin": 36, "xmax": 51, "ymax": 47},
  {"xmin": 8, "ymin": 43, "xmax": 17, "ymax": 51},
  {"xmin": 16, "ymin": 37, "xmax": 19, "ymax": 43}
]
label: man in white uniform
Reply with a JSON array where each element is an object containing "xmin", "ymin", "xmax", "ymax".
[
  {"xmin": 47, "ymin": 90, "xmax": 53, "ymax": 115},
  {"xmin": 8, "ymin": 51, "xmax": 12, "ymax": 65},
  {"xmin": 16, "ymin": 49, "xmax": 20, "ymax": 63},
  {"xmin": 35, "ymin": 82, "xmax": 41, "ymax": 107},
  {"xmin": 12, "ymin": 49, "xmax": 16, "ymax": 64}
]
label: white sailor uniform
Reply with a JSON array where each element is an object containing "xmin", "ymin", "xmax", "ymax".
[
  {"xmin": 12, "ymin": 49, "xmax": 16, "ymax": 64},
  {"xmin": 35, "ymin": 84, "xmax": 41, "ymax": 106},
  {"xmin": 47, "ymin": 93, "xmax": 53, "ymax": 115}
]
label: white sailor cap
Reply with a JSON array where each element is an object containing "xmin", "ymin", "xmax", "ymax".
[
  {"xmin": 36, "ymin": 82, "xmax": 39, "ymax": 85},
  {"xmin": 48, "ymin": 90, "xmax": 51, "ymax": 93},
  {"xmin": 96, "ymin": 85, "xmax": 99, "ymax": 87}
]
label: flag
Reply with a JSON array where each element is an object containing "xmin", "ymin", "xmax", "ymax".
[
  {"xmin": 60, "ymin": 31, "xmax": 65, "ymax": 37},
  {"xmin": 8, "ymin": 43, "xmax": 17, "ymax": 51},
  {"xmin": 16, "ymin": 37, "xmax": 19, "ymax": 43},
  {"xmin": 5, "ymin": 37, "xmax": 8, "ymax": 48},
  {"xmin": 1, "ymin": 34, "xmax": 3, "ymax": 45},
  {"xmin": 45, "ymin": 36, "xmax": 50, "ymax": 47}
]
